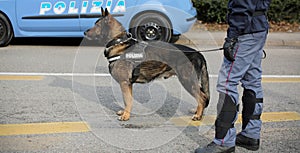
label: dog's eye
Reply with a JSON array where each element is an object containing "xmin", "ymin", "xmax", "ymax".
[
  {"xmin": 94, "ymin": 17, "xmax": 104, "ymax": 24},
  {"xmin": 95, "ymin": 24, "xmax": 102, "ymax": 28}
]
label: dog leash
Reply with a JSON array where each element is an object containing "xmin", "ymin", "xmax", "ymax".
[
  {"xmin": 199, "ymin": 47, "xmax": 223, "ymax": 52},
  {"xmin": 199, "ymin": 47, "xmax": 267, "ymax": 59}
]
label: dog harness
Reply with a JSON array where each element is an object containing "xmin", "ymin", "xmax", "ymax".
[
  {"xmin": 104, "ymin": 32, "xmax": 148, "ymax": 83},
  {"xmin": 105, "ymin": 33, "xmax": 147, "ymax": 63}
]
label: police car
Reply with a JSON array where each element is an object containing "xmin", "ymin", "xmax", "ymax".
[{"xmin": 0, "ymin": 0, "xmax": 197, "ymax": 47}]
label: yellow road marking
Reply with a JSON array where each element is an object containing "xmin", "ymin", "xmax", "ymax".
[
  {"xmin": 170, "ymin": 111, "xmax": 300, "ymax": 127},
  {"xmin": 0, "ymin": 75, "xmax": 298, "ymax": 82},
  {"xmin": 0, "ymin": 112, "xmax": 299, "ymax": 136},
  {"xmin": 0, "ymin": 75, "xmax": 44, "ymax": 80},
  {"xmin": 0, "ymin": 122, "xmax": 90, "ymax": 136},
  {"xmin": 262, "ymin": 77, "xmax": 300, "ymax": 83}
]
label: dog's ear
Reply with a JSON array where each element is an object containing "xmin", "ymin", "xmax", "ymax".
[
  {"xmin": 105, "ymin": 8, "xmax": 110, "ymax": 16},
  {"xmin": 101, "ymin": 7, "xmax": 105, "ymax": 16}
]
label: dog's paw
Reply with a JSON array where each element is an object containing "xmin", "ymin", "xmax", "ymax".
[
  {"xmin": 116, "ymin": 110, "xmax": 124, "ymax": 116},
  {"xmin": 118, "ymin": 111, "xmax": 130, "ymax": 121},
  {"xmin": 192, "ymin": 114, "xmax": 202, "ymax": 121}
]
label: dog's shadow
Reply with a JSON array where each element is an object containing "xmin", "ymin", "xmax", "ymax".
[
  {"xmin": 49, "ymin": 75, "xmax": 197, "ymax": 118},
  {"xmin": 49, "ymin": 76, "xmax": 208, "ymax": 145}
]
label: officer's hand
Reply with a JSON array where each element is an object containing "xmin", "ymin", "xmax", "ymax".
[{"xmin": 223, "ymin": 37, "xmax": 237, "ymax": 62}]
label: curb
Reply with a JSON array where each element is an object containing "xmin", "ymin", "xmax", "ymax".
[
  {"xmin": 266, "ymin": 40, "xmax": 300, "ymax": 47},
  {"xmin": 177, "ymin": 31, "xmax": 300, "ymax": 47},
  {"xmin": 177, "ymin": 38, "xmax": 300, "ymax": 47}
]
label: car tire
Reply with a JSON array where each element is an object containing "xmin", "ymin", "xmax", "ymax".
[
  {"xmin": 0, "ymin": 13, "xmax": 13, "ymax": 47},
  {"xmin": 130, "ymin": 12, "xmax": 172, "ymax": 42}
]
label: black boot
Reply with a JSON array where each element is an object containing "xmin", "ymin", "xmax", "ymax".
[
  {"xmin": 238, "ymin": 89, "xmax": 262, "ymax": 151},
  {"xmin": 195, "ymin": 142, "xmax": 235, "ymax": 153},
  {"xmin": 236, "ymin": 133, "xmax": 260, "ymax": 151}
]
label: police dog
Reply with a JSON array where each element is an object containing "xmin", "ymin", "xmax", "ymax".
[{"xmin": 85, "ymin": 8, "xmax": 210, "ymax": 121}]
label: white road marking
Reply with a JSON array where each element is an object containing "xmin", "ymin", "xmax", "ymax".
[
  {"xmin": 0, "ymin": 72, "xmax": 299, "ymax": 78},
  {"xmin": 0, "ymin": 72, "xmax": 111, "ymax": 77}
]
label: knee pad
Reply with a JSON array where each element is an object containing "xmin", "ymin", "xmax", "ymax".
[
  {"xmin": 242, "ymin": 89, "xmax": 263, "ymax": 129},
  {"xmin": 215, "ymin": 94, "xmax": 238, "ymax": 139}
]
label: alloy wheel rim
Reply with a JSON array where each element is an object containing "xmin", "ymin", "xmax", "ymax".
[{"xmin": 140, "ymin": 22, "xmax": 162, "ymax": 41}]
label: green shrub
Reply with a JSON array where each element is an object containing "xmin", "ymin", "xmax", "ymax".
[
  {"xmin": 268, "ymin": 0, "xmax": 300, "ymax": 23},
  {"xmin": 192, "ymin": 0, "xmax": 228, "ymax": 23},
  {"xmin": 192, "ymin": 0, "xmax": 300, "ymax": 23}
]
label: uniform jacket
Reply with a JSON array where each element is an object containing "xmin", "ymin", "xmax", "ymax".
[{"xmin": 227, "ymin": 0, "xmax": 272, "ymax": 38}]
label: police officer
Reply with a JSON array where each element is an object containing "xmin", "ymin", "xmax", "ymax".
[{"xmin": 195, "ymin": 0, "xmax": 271, "ymax": 152}]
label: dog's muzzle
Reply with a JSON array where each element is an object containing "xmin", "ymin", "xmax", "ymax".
[{"xmin": 84, "ymin": 29, "xmax": 93, "ymax": 40}]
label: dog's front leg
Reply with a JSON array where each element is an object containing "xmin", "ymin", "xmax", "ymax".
[{"xmin": 117, "ymin": 81, "xmax": 133, "ymax": 121}]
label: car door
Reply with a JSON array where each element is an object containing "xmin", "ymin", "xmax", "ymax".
[
  {"xmin": 16, "ymin": 0, "xmax": 80, "ymax": 34},
  {"xmin": 79, "ymin": 0, "xmax": 136, "ymax": 32}
]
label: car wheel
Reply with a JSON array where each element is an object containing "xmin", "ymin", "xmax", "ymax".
[
  {"xmin": 0, "ymin": 13, "xmax": 13, "ymax": 47},
  {"xmin": 130, "ymin": 12, "xmax": 172, "ymax": 42}
]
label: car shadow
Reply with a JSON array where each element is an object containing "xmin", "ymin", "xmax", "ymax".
[{"xmin": 10, "ymin": 37, "xmax": 104, "ymax": 46}]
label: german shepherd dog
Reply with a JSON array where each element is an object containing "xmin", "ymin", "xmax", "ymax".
[{"xmin": 85, "ymin": 8, "xmax": 210, "ymax": 121}]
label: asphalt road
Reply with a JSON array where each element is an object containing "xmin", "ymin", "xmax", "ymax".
[{"xmin": 0, "ymin": 36, "xmax": 299, "ymax": 153}]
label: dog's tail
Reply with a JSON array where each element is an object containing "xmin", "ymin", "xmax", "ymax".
[{"xmin": 199, "ymin": 56, "xmax": 210, "ymax": 107}]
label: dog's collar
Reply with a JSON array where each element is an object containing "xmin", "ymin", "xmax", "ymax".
[
  {"xmin": 105, "ymin": 32, "xmax": 137, "ymax": 52},
  {"xmin": 105, "ymin": 32, "xmax": 138, "ymax": 63}
]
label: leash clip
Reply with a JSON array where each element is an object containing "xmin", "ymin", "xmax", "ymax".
[{"xmin": 126, "ymin": 32, "xmax": 138, "ymax": 42}]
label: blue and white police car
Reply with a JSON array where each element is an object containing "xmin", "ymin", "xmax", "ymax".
[{"xmin": 0, "ymin": 0, "xmax": 197, "ymax": 47}]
